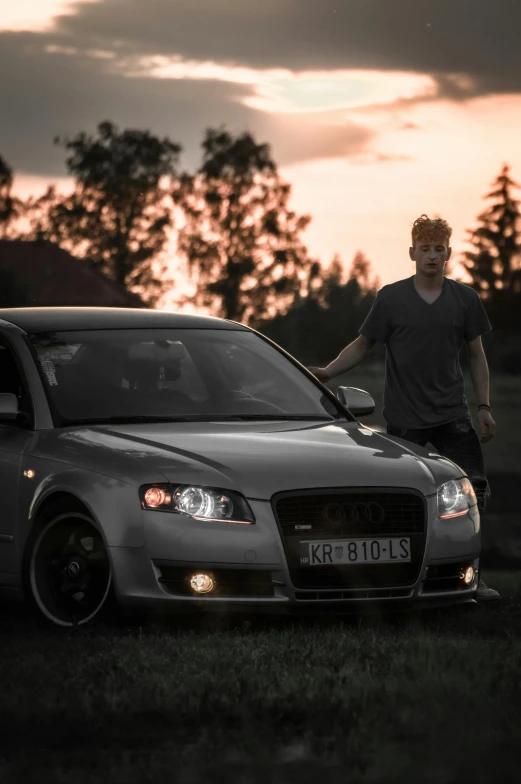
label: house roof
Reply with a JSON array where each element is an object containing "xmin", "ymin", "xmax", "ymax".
[
  {"xmin": 0, "ymin": 307, "xmax": 247, "ymax": 332},
  {"xmin": 0, "ymin": 239, "xmax": 145, "ymax": 309}
]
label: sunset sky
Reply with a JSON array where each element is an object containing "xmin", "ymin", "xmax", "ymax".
[{"xmin": 2, "ymin": 0, "xmax": 521, "ymax": 310}]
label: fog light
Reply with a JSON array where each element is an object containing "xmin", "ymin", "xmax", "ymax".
[
  {"xmin": 460, "ymin": 566, "xmax": 475, "ymax": 585},
  {"xmin": 190, "ymin": 573, "xmax": 215, "ymax": 594}
]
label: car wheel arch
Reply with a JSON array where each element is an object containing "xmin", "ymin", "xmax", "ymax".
[{"xmin": 24, "ymin": 492, "xmax": 106, "ymax": 559}]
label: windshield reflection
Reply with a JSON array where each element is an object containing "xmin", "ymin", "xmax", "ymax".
[{"xmin": 28, "ymin": 328, "xmax": 350, "ymax": 426}]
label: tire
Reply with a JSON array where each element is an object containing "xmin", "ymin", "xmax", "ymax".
[{"xmin": 23, "ymin": 502, "xmax": 116, "ymax": 629}]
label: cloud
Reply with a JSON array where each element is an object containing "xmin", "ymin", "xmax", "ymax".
[
  {"xmin": 54, "ymin": 0, "xmax": 521, "ymax": 96},
  {"xmin": 2, "ymin": 0, "xmax": 519, "ymax": 181},
  {"xmin": 250, "ymin": 110, "xmax": 371, "ymax": 167},
  {"xmin": 0, "ymin": 31, "xmax": 373, "ymax": 177}
]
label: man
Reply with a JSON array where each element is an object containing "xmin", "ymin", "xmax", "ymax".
[{"xmin": 308, "ymin": 214, "xmax": 499, "ymax": 602}]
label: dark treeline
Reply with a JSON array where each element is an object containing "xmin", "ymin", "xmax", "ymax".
[
  {"xmin": 0, "ymin": 123, "xmax": 520, "ymax": 373},
  {"xmin": 258, "ymin": 252, "xmax": 384, "ymax": 368}
]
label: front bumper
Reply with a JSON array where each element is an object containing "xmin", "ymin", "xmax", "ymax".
[{"xmin": 108, "ymin": 492, "xmax": 481, "ymax": 614}]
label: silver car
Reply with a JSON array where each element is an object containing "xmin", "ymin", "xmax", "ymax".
[{"xmin": 0, "ymin": 307, "xmax": 480, "ymax": 627}]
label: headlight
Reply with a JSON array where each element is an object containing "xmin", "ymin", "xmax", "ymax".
[
  {"xmin": 437, "ymin": 478, "xmax": 477, "ymax": 519},
  {"xmin": 139, "ymin": 484, "xmax": 255, "ymax": 524}
]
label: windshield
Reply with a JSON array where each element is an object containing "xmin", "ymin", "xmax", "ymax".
[{"xmin": 28, "ymin": 328, "xmax": 351, "ymax": 425}]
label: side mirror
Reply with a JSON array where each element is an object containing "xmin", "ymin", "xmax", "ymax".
[
  {"xmin": 336, "ymin": 386, "xmax": 375, "ymax": 417},
  {"xmin": 0, "ymin": 393, "xmax": 19, "ymax": 421}
]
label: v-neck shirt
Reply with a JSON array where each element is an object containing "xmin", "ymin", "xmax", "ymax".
[
  {"xmin": 412, "ymin": 277, "xmax": 445, "ymax": 305},
  {"xmin": 358, "ymin": 275, "xmax": 492, "ymax": 428}
]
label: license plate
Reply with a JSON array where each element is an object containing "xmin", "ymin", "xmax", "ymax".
[{"xmin": 300, "ymin": 537, "xmax": 411, "ymax": 566}]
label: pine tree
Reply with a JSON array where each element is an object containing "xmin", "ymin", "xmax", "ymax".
[{"xmin": 461, "ymin": 164, "xmax": 521, "ymax": 328}]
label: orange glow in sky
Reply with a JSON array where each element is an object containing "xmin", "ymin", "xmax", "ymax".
[
  {"xmin": 281, "ymin": 94, "xmax": 521, "ymax": 289},
  {"xmin": 0, "ymin": 0, "xmax": 99, "ymax": 32}
]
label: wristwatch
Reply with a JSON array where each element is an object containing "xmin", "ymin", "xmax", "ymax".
[{"xmin": 477, "ymin": 404, "xmax": 491, "ymax": 411}]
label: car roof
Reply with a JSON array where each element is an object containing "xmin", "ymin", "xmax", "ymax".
[{"xmin": 0, "ymin": 307, "xmax": 250, "ymax": 333}]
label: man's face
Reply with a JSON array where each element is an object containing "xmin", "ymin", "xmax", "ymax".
[{"xmin": 409, "ymin": 235, "xmax": 451, "ymax": 275}]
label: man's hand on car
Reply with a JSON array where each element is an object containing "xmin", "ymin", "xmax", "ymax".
[{"xmin": 307, "ymin": 366, "xmax": 330, "ymax": 383}]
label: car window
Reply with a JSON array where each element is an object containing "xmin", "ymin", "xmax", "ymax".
[
  {"xmin": 0, "ymin": 342, "xmax": 33, "ymax": 428},
  {"xmin": 122, "ymin": 340, "xmax": 208, "ymax": 401},
  {"xmin": 219, "ymin": 341, "xmax": 314, "ymax": 410},
  {"xmin": 222, "ymin": 342, "xmax": 279, "ymax": 400},
  {"xmin": 28, "ymin": 328, "xmax": 349, "ymax": 425}
]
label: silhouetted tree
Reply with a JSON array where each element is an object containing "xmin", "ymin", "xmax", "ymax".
[
  {"xmin": 461, "ymin": 164, "xmax": 521, "ymax": 330},
  {"xmin": 26, "ymin": 122, "xmax": 181, "ymax": 306},
  {"xmin": 0, "ymin": 156, "xmax": 18, "ymax": 238},
  {"xmin": 322, "ymin": 251, "xmax": 380, "ymax": 313},
  {"xmin": 173, "ymin": 128, "xmax": 318, "ymax": 327},
  {"xmin": 258, "ymin": 251, "xmax": 381, "ymax": 366}
]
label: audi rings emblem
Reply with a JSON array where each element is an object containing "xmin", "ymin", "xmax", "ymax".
[{"xmin": 323, "ymin": 501, "xmax": 385, "ymax": 525}]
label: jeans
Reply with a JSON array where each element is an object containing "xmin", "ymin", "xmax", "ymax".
[{"xmin": 386, "ymin": 413, "xmax": 490, "ymax": 513}]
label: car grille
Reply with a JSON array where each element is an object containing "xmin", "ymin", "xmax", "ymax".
[
  {"xmin": 272, "ymin": 488, "xmax": 427, "ymax": 590},
  {"xmin": 294, "ymin": 588, "xmax": 413, "ymax": 601}
]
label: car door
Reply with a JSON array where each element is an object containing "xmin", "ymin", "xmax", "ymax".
[{"xmin": 0, "ymin": 338, "xmax": 35, "ymax": 576}]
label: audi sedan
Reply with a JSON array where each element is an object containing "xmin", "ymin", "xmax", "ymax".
[{"xmin": 0, "ymin": 307, "xmax": 480, "ymax": 627}]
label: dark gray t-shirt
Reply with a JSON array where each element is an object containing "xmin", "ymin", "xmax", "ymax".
[{"xmin": 358, "ymin": 275, "xmax": 492, "ymax": 429}]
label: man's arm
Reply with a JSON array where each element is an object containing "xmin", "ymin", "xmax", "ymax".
[
  {"xmin": 308, "ymin": 335, "xmax": 375, "ymax": 382},
  {"xmin": 467, "ymin": 335, "xmax": 496, "ymax": 443},
  {"xmin": 467, "ymin": 336, "xmax": 489, "ymax": 406}
]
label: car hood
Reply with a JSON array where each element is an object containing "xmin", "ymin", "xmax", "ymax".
[{"xmin": 45, "ymin": 420, "xmax": 463, "ymax": 498}]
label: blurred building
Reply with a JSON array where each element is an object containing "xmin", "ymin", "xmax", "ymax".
[{"xmin": 0, "ymin": 238, "xmax": 145, "ymax": 308}]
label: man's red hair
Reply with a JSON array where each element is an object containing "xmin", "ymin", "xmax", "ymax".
[{"xmin": 411, "ymin": 214, "xmax": 452, "ymax": 245}]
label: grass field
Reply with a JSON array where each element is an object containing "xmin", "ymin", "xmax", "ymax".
[
  {"xmin": 1, "ymin": 570, "xmax": 521, "ymax": 783},
  {"xmin": 327, "ymin": 363, "xmax": 521, "ymax": 477}
]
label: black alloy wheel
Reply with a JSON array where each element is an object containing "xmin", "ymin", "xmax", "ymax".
[{"xmin": 28, "ymin": 512, "xmax": 114, "ymax": 628}]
